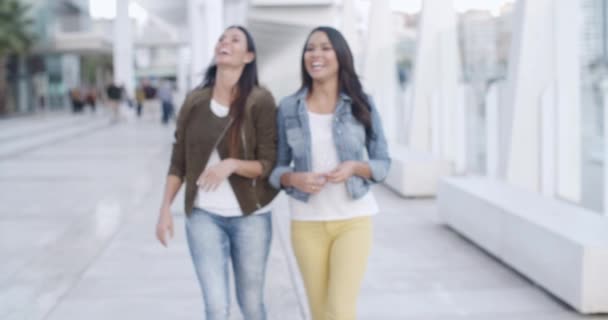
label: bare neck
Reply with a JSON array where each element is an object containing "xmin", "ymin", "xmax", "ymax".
[
  {"xmin": 213, "ymin": 66, "xmax": 244, "ymax": 105},
  {"xmin": 307, "ymin": 79, "xmax": 339, "ymax": 114}
]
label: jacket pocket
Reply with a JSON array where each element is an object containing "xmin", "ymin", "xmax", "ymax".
[{"xmin": 286, "ymin": 127, "xmax": 306, "ymax": 157}]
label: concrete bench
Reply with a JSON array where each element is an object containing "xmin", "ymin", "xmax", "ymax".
[
  {"xmin": 438, "ymin": 177, "xmax": 608, "ymax": 314},
  {"xmin": 384, "ymin": 144, "xmax": 451, "ymax": 197}
]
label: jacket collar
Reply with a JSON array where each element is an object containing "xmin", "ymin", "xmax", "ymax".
[
  {"xmin": 295, "ymin": 87, "xmax": 353, "ymax": 117},
  {"xmin": 295, "ymin": 87, "xmax": 353, "ymax": 103}
]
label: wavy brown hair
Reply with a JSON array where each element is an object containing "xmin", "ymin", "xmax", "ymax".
[
  {"xmin": 300, "ymin": 26, "xmax": 373, "ymax": 135},
  {"xmin": 202, "ymin": 26, "xmax": 259, "ymax": 157}
]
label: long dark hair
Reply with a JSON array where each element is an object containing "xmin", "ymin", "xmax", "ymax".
[
  {"xmin": 202, "ymin": 26, "xmax": 259, "ymax": 157},
  {"xmin": 300, "ymin": 26, "xmax": 372, "ymax": 133}
]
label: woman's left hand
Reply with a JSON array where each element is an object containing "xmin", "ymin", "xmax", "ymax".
[
  {"xmin": 197, "ymin": 159, "xmax": 238, "ymax": 191},
  {"xmin": 326, "ymin": 161, "xmax": 358, "ymax": 183}
]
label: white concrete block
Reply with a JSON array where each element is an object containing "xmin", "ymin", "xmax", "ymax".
[
  {"xmin": 384, "ymin": 144, "xmax": 452, "ymax": 197},
  {"xmin": 438, "ymin": 177, "xmax": 608, "ymax": 313}
]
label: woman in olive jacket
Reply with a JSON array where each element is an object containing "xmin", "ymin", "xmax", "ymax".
[{"xmin": 155, "ymin": 26, "xmax": 278, "ymax": 320}]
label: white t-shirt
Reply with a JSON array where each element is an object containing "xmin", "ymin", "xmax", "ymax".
[
  {"xmin": 194, "ymin": 99, "xmax": 271, "ymax": 216},
  {"xmin": 289, "ymin": 110, "xmax": 378, "ymax": 221}
]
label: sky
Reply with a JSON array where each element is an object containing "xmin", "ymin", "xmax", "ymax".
[
  {"xmin": 89, "ymin": 0, "xmax": 147, "ymax": 20},
  {"xmin": 91, "ymin": 0, "xmax": 515, "ymax": 19},
  {"xmin": 391, "ymin": 0, "xmax": 513, "ymax": 15}
]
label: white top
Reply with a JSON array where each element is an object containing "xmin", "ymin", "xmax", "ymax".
[
  {"xmin": 194, "ymin": 99, "xmax": 272, "ymax": 217},
  {"xmin": 289, "ymin": 111, "xmax": 378, "ymax": 221}
]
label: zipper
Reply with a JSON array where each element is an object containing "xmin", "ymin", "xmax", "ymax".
[
  {"xmin": 195, "ymin": 118, "xmax": 233, "ymax": 203},
  {"xmin": 241, "ymin": 127, "xmax": 262, "ymax": 209},
  {"xmin": 212, "ymin": 118, "xmax": 233, "ymax": 152}
]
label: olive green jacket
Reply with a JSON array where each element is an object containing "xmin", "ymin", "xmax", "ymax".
[{"xmin": 168, "ymin": 86, "xmax": 279, "ymax": 216}]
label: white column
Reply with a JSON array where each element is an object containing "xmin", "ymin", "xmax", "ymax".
[
  {"xmin": 554, "ymin": 0, "xmax": 581, "ymax": 202},
  {"xmin": 486, "ymin": 83, "xmax": 499, "ymax": 178},
  {"xmin": 409, "ymin": 0, "xmax": 460, "ymax": 154},
  {"xmin": 204, "ymin": 0, "xmax": 224, "ymax": 65},
  {"xmin": 224, "ymin": 0, "xmax": 248, "ymax": 27},
  {"xmin": 601, "ymin": 79, "xmax": 608, "ymax": 215},
  {"xmin": 176, "ymin": 45, "xmax": 190, "ymax": 107},
  {"xmin": 504, "ymin": 0, "xmax": 581, "ymax": 200},
  {"xmin": 113, "ymin": 0, "xmax": 134, "ymax": 97},
  {"xmin": 454, "ymin": 83, "xmax": 467, "ymax": 174},
  {"xmin": 363, "ymin": 0, "xmax": 398, "ymax": 142},
  {"xmin": 340, "ymin": 0, "xmax": 361, "ymax": 68},
  {"xmin": 400, "ymin": 85, "xmax": 413, "ymax": 145},
  {"xmin": 188, "ymin": 0, "xmax": 224, "ymax": 88},
  {"xmin": 188, "ymin": 0, "xmax": 205, "ymax": 88},
  {"xmin": 431, "ymin": 91, "xmax": 441, "ymax": 154},
  {"xmin": 540, "ymin": 85, "xmax": 556, "ymax": 197}
]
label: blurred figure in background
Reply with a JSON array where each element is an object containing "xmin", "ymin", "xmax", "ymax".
[
  {"xmin": 106, "ymin": 81, "xmax": 123, "ymax": 122},
  {"xmin": 69, "ymin": 86, "xmax": 84, "ymax": 113},
  {"xmin": 85, "ymin": 86, "xmax": 97, "ymax": 113},
  {"xmin": 158, "ymin": 80, "xmax": 174, "ymax": 125},
  {"xmin": 135, "ymin": 82, "xmax": 146, "ymax": 117}
]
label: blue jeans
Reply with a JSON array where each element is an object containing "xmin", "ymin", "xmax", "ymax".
[
  {"xmin": 161, "ymin": 101, "xmax": 173, "ymax": 124},
  {"xmin": 186, "ymin": 208, "xmax": 272, "ymax": 320}
]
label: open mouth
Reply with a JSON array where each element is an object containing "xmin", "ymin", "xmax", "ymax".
[{"xmin": 311, "ymin": 61, "xmax": 324, "ymax": 71}]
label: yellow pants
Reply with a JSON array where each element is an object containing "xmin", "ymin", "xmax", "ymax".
[{"xmin": 291, "ymin": 216, "xmax": 372, "ymax": 320}]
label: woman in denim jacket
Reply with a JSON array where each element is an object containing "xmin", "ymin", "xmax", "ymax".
[{"xmin": 269, "ymin": 26, "xmax": 390, "ymax": 320}]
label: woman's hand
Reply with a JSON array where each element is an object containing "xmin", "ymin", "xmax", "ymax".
[
  {"xmin": 156, "ymin": 206, "xmax": 174, "ymax": 247},
  {"xmin": 287, "ymin": 172, "xmax": 327, "ymax": 194},
  {"xmin": 197, "ymin": 159, "xmax": 238, "ymax": 191},
  {"xmin": 326, "ymin": 161, "xmax": 358, "ymax": 183}
]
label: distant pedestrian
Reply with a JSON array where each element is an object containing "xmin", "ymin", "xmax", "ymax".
[
  {"xmin": 106, "ymin": 82, "xmax": 123, "ymax": 122},
  {"xmin": 69, "ymin": 87, "xmax": 84, "ymax": 113},
  {"xmin": 157, "ymin": 81, "xmax": 174, "ymax": 124},
  {"xmin": 135, "ymin": 84, "xmax": 145, "ymax": 117}
]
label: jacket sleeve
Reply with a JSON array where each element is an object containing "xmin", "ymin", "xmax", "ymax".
[
  {"xmin": 167, "ymin": 93, "xmax": 194, "ymax": 180},
  {"xmin": 253, "ymin": 89, "xmax": 278, "ymax": 179},
  {"xmin": 269, "ymin": 103, "xmax": 294, "ymax": 190},
  {"xmin": 365, "ymin": 96, "xmax": 391, "ymax": 183}
]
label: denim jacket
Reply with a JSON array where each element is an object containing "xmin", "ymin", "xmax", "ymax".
[{"xmin": 269, "ymin": 88, "xmax": 391, "ymax": 202}]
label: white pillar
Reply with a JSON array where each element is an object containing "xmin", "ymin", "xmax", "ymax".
[
  {"xmin": 340, "ymin": 0, "xmax": 361, "ymax": 69},
  {"xmin": 113, "ymin": 0, "xmax": 134, "ymax": 97},
  {"xmin": 454, "ymin": 83, "xmax": 467, "ymax": 174},
  {"xmin": 504, "ymin": 0, "xmax": 581, "ymax": 201},
  {"xmin": 188, "ymin": 0, "xmax": 205, "ymax": 88},
  {"xmin": 601, "ymin": 79, "xmax": 608, "ymax": 215},
  {"xmin": 554, "ymin": 0, "xmax": 581, "ymax": 202},
  {"xmin": 204, "ymin": 0, "xmax": 224, "ymax": 64},
  {"xmin": 409, "ymin": 0, "xmax": 461, "ymax": 155},
  {"xmin": 540, "ymin": 85, "xmax": 556, "ymax": 197},
  {"xmin": 188, "ymin": 0, "xmax": 224, "ymax": 88},
  {"xmin": 363, "ymin": 0, "xmax": 398, "ymax": 142},
  {"xmin": 400, "ymin": 85, "xmax": 413, "ymax": 145},
  {"xmin": 224, "ymin": 0, "xmax": 248, "ymax": 27},
  {"xmin": 176, "ymin": 46, "xmax": 190, "ymax": 107},
  {"xmin": 486, "ymin": 83, "xmax": 499, "ymax": 178},
  {"xmin": 431, "ymin": 91, "xmax": 441, "ymax": 154}
]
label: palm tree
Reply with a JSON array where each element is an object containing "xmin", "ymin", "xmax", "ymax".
[{"xmin": 0, "ymin": 0, "xmax": 35, "ymax": 114}]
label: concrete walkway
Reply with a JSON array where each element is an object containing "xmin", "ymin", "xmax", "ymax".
[{"xmin": 0, "ymin": 112, "xmax": 605, "ymax": 320}]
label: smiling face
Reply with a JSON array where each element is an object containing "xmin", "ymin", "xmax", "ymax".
[
  {"xmin": 303, "ymin": 31, "xmax": 339, "ymax": 83},
  {"xmin": 214, "ymin": 27, "xmax": 254, "ymax": 68}
]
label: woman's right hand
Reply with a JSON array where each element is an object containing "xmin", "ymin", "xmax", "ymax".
[
  {"xmin": 287, "ymin": 172, "xmax": 327, "ymax": 194},
  {"xmin": 156, "ymin": 206, "xmax": 174, "ymax": 247}
]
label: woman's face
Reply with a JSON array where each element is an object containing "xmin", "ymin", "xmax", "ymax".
[
  {"xmin": 214, "ymin": 28, "xmax": 254, "ymax": 68},
  {"xmin": 304, "ymin": 31, "xmax": 339, "ymax": 83}
]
